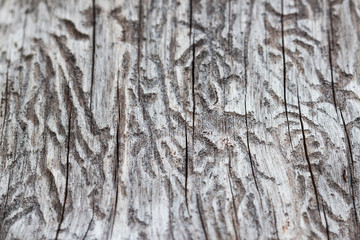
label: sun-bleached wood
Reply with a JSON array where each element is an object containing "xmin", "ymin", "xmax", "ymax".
[{"xmin": 0, "ymin": 0, "xmax": 359, "ymax": 239}]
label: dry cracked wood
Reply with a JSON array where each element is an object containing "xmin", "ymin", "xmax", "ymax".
[{"xmin": 0, "ymin": 0, "xmax": 359, "ymax": 239}]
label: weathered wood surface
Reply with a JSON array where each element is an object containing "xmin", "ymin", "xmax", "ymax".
[{"xmin": 0, "ymin": 0, "xmax": 359, "ymax": 239}]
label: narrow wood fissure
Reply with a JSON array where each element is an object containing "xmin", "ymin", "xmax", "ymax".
[
  {"xmin": 244, "ymin": 99, "xmax": 260, "ymax": 196},
  {"xmin": 281, "ymin": 0, "xmax": 293, "ymax": 147},
  {"xmin": 89, "ymin": 0, "xmax": 96, "ymax": 111},
  {"xmin": 115, "ymin": 113, "xmax": 120, "ymax": 186},
  {"xmin": 243, "ymin": 0, "xmax": 260, "ymax": 198},
  {"xmin": 226, "ymin": 3, "xmax": 239, "ymax": 238},
  {"xmin": 110, "ymin": 73, "xmax": 121, "ymax": 238},
  {"xmin": 55, "ymin": 107, "xmax": 72, "ymax": 240},
  {"xmin": 190, "ymin": 0, "xmax": 195, "ymax": 135},
  {"xmin": 114, "ymin": 79, "xmax": 121, "ymax": 186},
  {"xmin": 196, "ymin": 195, "xmax": 209, "ymax": 240},
  {"xmin": 296, "ymin": 90, "xmax": 320, "ymax": 213},
  {"xmin": 327, "ymin": 0, "xmax": 337, "ymax": 111},
  {"xmin": 322, "ymin": 203, "xmax": 330, "ymax": 240},
  {"xmin": 184, "ymin": 0, "xmax": 194, "ymax": 213},
  {"xmin": 327, "ymin": 33, "xmax": 337, "ymax": 111},
  {"xmin": 327, "ymin": 0, "xmax": 358, "ymax": 227},
  {"xmin": 339, "ymin": 110, "xmax": 359, "ymax": 226}
]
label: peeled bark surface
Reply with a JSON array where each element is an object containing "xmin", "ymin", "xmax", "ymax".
[{"xmin": 0, "ymin": 0, "xmax": 359, "ymax": 239}]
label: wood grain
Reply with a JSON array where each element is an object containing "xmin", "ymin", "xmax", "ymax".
[{"xmin": 0, "ymin": 0, "xmax": 359, "ymax": 239}]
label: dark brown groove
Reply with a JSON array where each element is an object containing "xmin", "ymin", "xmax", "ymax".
[
  {"xmin": 115, "ymin": 71, "xmax": 121, "ymax": 186},
  {"xmin": 190, "ymin": 0, "xmax": 196, "ymax": 137},
  {"xmin": 1, "ymin": 61, "xmax": 10, "ymax": 135},
  {"xmin": 184, "ymin": 123, "xmax": 189, "ymax": 211},
  {"xmin": 55, "ymin": 108, "xmax": 72, "ymax": 240},
  {"xmin": 196, "ymin": 195, "xmax": 209, "ymax": 240},
  {"xmin": 115, "ymin": 116, "xmax": 120, "ymax": 185},
  {"xmin": 110, "ymin": 75, "xmax": 121, "ymax": 238},
  {"xmin": 227, "ymin": 155, "xmax": 240, "ymax": 240},
  {"xmin": 323, "ymin": 204, "xmax": 330, "ymax": 240},
  {"xmin": 89, "ymin": 0, "xmax": 96, "ymax": 110},
  {"xmin": 339, "ymin": 110, "xmax": 358, "ymax": 226},
  {"xmin": 328, "ymin": 0, "xmax": 358, "ymax": 228},
  {"xmin": 244, "ymin": 99, "xmax": 260, "ymax": 196},
  {"xmin": 281, "ymin": 0, "xmax": 293, "ymax": 147},
  {"xmin": 296, "ymin": 91, "xmax": 320, "ymax": 213},
  {"xmin": 327, "ymin": 33, "xmax": 337, "ymax": 111},
  {"xmin": 328, "ymin": 0, "xmax": 337, "ymax": 110},
  {"xmin": 184, "ymin": 0, "xmax": 194, "ymax": 214}
]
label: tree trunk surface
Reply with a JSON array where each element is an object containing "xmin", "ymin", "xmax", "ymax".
[{"xmin": 0, "ymin": 0, "xmax": 359, "ymax": 239}]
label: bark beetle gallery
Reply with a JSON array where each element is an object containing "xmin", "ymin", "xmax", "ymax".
[{"xmin": 0, "ymin": 0, "xmax": 359, "ymax": 239}]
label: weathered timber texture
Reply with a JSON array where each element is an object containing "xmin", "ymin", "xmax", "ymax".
[{"xmin": 0, "ymin": 0, "xmax": 359, "ymax": 239}]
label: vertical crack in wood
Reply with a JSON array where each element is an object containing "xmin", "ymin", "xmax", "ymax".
[
  {"xmin": 227, "ymin": 154, "xmax": 240, "ymax": 240},
  {"xmin": 226, "ymin": 4, "xmax": 239, "ymax": 236},
  {"xmin": 184, "ymin": 0, "xmax": 194, "ymax": 213},
  {"xmin": 296, "ymin": 90, "xmax": 321, "ymax": 214},
  {"xmin": 110, "ymin": 72, "xmax": 121, "ymax": 238},
  {"xmin": 1, "ymin": 60, "xmax": 10, "ymax": 136},
  {"xmin": 244, "ymin": 99, "xmax": 260, "ymax": 197},
  {"xmin": 339, "ymin": 110, "xmax": 359, "ymax": 226},
  {"xmin": 196, "ymin": 195, "xmax": 209, "ymax": 240},
  {"xmin": 243, "ymin": 0, "xmax": 260, "ymax": 198},
  {"xmin": 190, "ymin": 0, "xmax": 195, "ymax": 140},
  {"xmin": 328, "ymin": 0, "xmax": 337, "ymax": 111},
  {"xmin": 281, "ymin": 0, "xmax": 293, "ymax": 147},
  {"xmin": 55, "ymin": 107, "xmax": 72, "ymax": 240},
  {"xmin": 322, "ymin": 203, "xmax": 330, "ymax": 240},
  {"xmin": 327, "ymin": 33, "xmax": 337, "ymax": 111},
  {"xmin": 328, "ymin": 0, "xmax": 358, "ymax": 228},
  {"xmin": 90, "ymin": 0, "xmax": 96, "ymax": 111}
]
